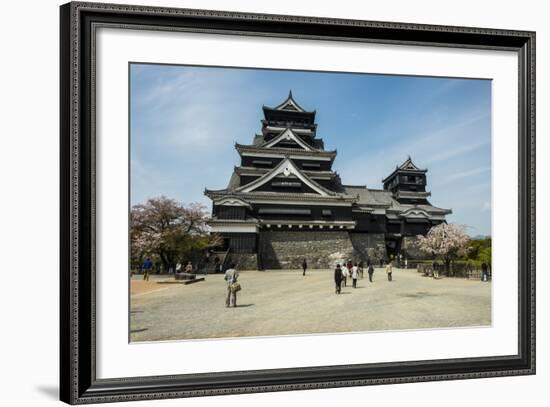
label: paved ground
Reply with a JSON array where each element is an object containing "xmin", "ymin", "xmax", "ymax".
[{"xmin": 130, "ymin": 268, "xmax": 491, "ymax": 342}]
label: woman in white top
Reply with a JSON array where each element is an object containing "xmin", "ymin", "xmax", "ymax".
[{"xmin": 341, "ymin": 265, "xmax": 349, "ymax": 287}]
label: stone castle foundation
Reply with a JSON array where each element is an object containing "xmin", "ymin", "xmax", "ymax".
[{"xmin": 257, "ymin": 230, "xmax": 387, "ymax": 270}]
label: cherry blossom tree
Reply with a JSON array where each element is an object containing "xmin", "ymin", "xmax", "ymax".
[
  {"xmin": 416, "ymin": 223, "xmax": 469, "ymax": 273},
  {"xmin": 130, "ymin": 196, "xmax": 222, "ymax": 271}
]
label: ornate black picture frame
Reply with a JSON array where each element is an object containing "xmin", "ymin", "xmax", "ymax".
[{"xmin": 60, "ymin": 2, "xmax": 535, "ymax": 404}]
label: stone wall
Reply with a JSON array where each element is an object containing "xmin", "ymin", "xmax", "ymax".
[
  {"xmin": 401, "ymin": 236, "xmax": 423, "ymax": 259},
  {"xmin": 258, "ymin": 230, "xmax": 355, "ymax": 269},
  {"xmin": 349, "ymin": 233, "xmax": 387, "ymax": 263},
  {"xmin": 227, "ymin": 253, "xmax": 258, "ymax": 271}
]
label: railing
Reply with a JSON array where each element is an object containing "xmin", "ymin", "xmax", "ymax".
[{"xmin": 417, "ymin": 263, "xmax": 491, "ymax": 280}]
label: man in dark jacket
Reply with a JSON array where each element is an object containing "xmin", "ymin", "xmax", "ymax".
[
  {"xmin": 142, "ymin": 258, "xmax": 153, "ymax": 281},
  {"xmin": 334, "ymin": 264, "xmax": 343, "ymax": 294},
  {"xmin": 367, "ymin": 264, "xmax": 375, "ymax": 282},
  {"xmin": 481, "ymin": 262, "xmax": 489, "ymax": 282},
  {"xmin": 302, "ymin": 259, "xmax": 308, "ymax": 276}
]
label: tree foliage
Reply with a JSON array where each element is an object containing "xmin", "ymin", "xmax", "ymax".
[
  {"xmin": 465, "ymin": 237, "xmax": 492, "ymax": 267},
  {"xmin": 416, "ymin": 223, "xmax": 469, "ymax": 270},
  {"xmin": 130, "ymin": 196, "xmax": 222, "ymax": 270}
]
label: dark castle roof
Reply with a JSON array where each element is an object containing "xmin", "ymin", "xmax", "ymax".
[
  {"xmin": 382, "ymin": 156, "xmax": 427, "ymax": 183},
  {"xmin": 235, "ymin": 143, "xmax": 337, "ymax": 160},
  {"xmin": 205, "ymin": 93, "xmax": 451, "ymax": 222}
]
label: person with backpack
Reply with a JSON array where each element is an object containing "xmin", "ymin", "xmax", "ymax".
[
  {"xmin": 334, "ymin": 264, "xmax": 343, "ymax": 294},
  {"xmin": 224, "ymin": 263, "xmax": 240, "ymax": 308}
]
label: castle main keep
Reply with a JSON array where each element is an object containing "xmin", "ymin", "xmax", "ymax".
[{"xmin": 205, "ymin": 92, "xmax": 451, "ymax": 269}]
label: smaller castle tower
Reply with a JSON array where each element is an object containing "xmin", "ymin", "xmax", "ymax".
[{"xmin": 382, "ymin": 156, "xmax": 431, "ymax": 205}]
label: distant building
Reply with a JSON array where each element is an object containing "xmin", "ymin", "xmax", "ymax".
[{"xmin": 205, "ymin": 92, "xmax": 451, "ymax": 269}]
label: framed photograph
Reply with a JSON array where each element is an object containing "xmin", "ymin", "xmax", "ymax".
[{"xmin": 60, "ymin": 1, "xmax": 535, "ymax": 404}]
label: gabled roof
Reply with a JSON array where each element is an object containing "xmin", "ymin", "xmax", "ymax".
[
  {"xmin": 382, "ymin": 156, "xmax": 427, "ymax": 183},
  {"xmin": 388, "ymin": 203, "xmax": 452, "ymax": 217},
  {"xmin": 262, "ymin": 91, "xmax": 316, "ymax": 119},
  {"xmin": 273, "ymin": 91, "xmax": 306, "ymax": 112},
  {"xmin": 262, "ymin": 128, "xmax": 313, "ymax": 151},
  {"xmin": 398, "ymin": 156, "xmax": 425, "ymax": 172},
  {"xmin": 235, "ymin": 158, "xmax": 337, "ymax": 196},
  {"xmin": 212, "ymin": 196, "xmax": 252, "ymax": 209}
]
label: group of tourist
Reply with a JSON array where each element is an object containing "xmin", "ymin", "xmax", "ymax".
[
  {"xmin": 334, "ymin": 259, "xmax": 393, "ymax": 294},
  {"xmin": 221, "ymin": 257, "xmax": 399, "ymax": 307},
  {"xmin": 139, "ymin": 259, "xmax": 196, "ymax": 280}
]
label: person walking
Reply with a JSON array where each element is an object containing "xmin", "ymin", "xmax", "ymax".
[
  {"xmin": 302, "ymin": 258, "xmax": 308, "ymax": 276},
  {"xmin": 432, "ymin": 261, "xmax": 439, "ymax": 279},
  {"xmin": 367, "ymin": 263, "xmax": 375, "ymax": 282},
  {"xmin": 481, "ymin": 262, "xmax": 489, "ymax": 282},
  {"xmin": 385, "ymin": 260, "xmax": 393, "ymax": 282},
  {"xmin": 358, "ymin": 261, "xmax": 364, "ymax": 279},
  {"xmin": 334, "ymin": 264, "xmax": 343, "ymax": 294},
  {"xmin": 351, "ymin": 263, "xmax": 359, "ymax": 288},
  {"xmin": 341, "ymin": 264, "xmax": 349, "ymax": 287},
  {"xmin": 224, "ymin": 263, "xmax": 240, "ymax": 307},
  {"xmin": 142, "ymin": 258, "xmax": 153, "ymax": 281}
]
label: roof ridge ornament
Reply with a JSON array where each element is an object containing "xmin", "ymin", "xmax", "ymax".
[
  {"xmin": 273, "ymin": 91, "xmax": 306, "ymax": 112},
  {"xmin": 399, "ymin": 156, "xmax": 422, "ymax": 170}
]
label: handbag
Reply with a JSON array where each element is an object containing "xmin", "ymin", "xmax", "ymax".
[{"xmin": 230, "ymin": 282, "xmax": 241, "ymax": 293}]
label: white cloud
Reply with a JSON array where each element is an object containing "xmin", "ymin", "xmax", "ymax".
[
  {"xmin": 444, "ymin": 165, "xmax": 491, "ymax": 182},
  {"xmin": 423, "ymin": 137, "xmax": 490, "ymax": 165}
]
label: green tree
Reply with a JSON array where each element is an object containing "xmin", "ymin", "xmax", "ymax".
[{"xmin": 464, "ymin": 237, "xmax": 492, "ymax": 267}]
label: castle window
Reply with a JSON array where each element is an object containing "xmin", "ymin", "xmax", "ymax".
[
  {"xmin": 252, "ymin": 159, "xmax": 272, "ymax": 167},
  {"xmin": 302, "ymin": 162, "xmax": 321, "ymax": 169},
  {"xmin": 259, "ymin": 208, "xmax": 311, "ymax": 216},
  {"xmin": 272, "ymin": 181, "xmax": 301, "ymax": 188}
]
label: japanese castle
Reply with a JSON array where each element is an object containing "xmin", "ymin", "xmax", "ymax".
[{"xmin": 205, "ymin": 92, "xmax": 451, "ymax": 269}]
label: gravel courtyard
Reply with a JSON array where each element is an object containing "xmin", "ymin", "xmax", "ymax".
[{"xmin": 130, "ymin": 268, "xmax": 491, "ymax": 342}]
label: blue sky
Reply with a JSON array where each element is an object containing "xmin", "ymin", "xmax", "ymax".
[{"xmin": 130, "ymin": 64, "xmax": 492, "ymax": 236}]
